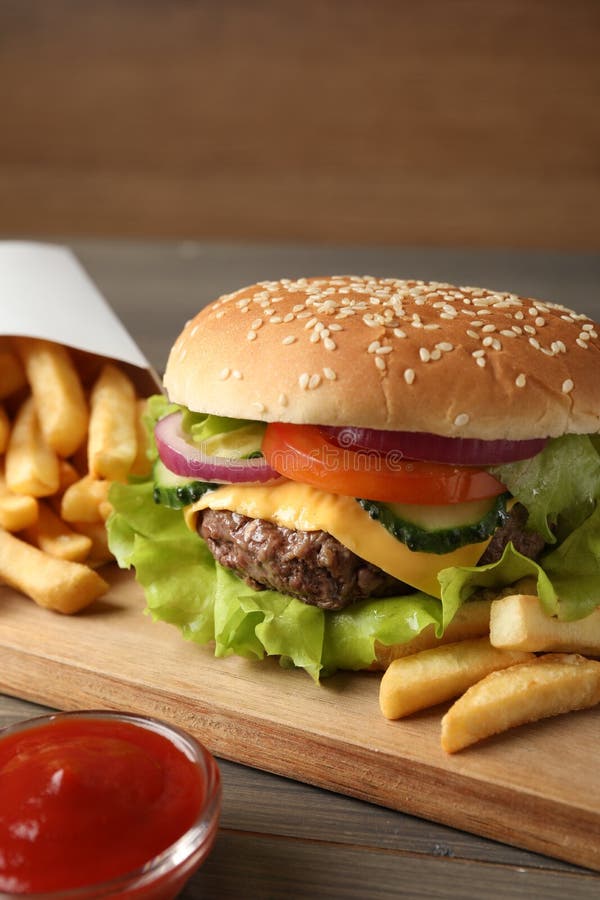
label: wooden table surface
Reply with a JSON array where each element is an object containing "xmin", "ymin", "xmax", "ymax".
[{"xmin": 2, "ymin": 239, "xmax": 600, "ymax": 899}]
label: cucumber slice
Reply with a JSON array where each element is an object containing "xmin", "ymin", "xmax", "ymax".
[
  {"xmin": 152, "ymin": 459, "xmax": 217, "ymax": 509},
  {"xmin": 357, "ymin": 493, "xmax": 510, "ymax": 554}
]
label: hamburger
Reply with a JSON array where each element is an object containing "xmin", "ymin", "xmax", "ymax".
[{"xmin": 108, "ymin": 276, "xmax": 600, "ymax": 679}]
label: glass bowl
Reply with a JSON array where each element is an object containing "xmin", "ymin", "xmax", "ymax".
[{"xmin": 0, "ymin": 709, "xmax": 221, "ymax": 899}]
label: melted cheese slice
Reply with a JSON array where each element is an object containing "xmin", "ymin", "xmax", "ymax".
[{"xmin": 185, "ymin": 481, "xmax": 492, "ymax": 599}]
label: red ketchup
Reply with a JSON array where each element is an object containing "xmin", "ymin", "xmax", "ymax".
[{"xmin": 0, "ymin": 715, "xmax": 209, "ymax": 894}]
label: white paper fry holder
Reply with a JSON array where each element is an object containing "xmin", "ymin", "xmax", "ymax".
[{"xmin": 0, "ymin": 241, "xmax": 161, "ymax": 393}]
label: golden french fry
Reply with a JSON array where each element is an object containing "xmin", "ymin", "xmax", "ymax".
[
  {"xmin": 0, "ymin": 526, "xmax": 108, "ymax": 613},
  {"xmin": 60, "ymin": 474, "xmax": 111, "ymax": 523},
  {"xmin": 0, "ymin": 403, "xmax": 10, "ymax": 453},
  {"xmin": 490, "ymin": 594, "xmax": 600, "ymax": 657},
  {"xmin": 0, "ymin": 341, "xmax": 27, "ymax": 399},
  {"xmin": 129, "ymin": 398, "xmax": 153, "ymax": 477},
  {"xmin": 58, "ymin": 459, "xmax": 81, "ymax": 493},
  {"xmin": 379, "ymin": 638, "xmax": 533, "ymax": 719},
  {"xmin": 88, "ymin": 363, "xmax": 137, "ymax": 481},
  {"xmin": 5, "ymin": 396, "xmax": 60, "ymax": 496},
  {"xmin": 441, "ymin": 653, "xmax": 600, "ymax": 753},
  {"xmin": 22, "ymin": 501, "xmax": 92, "ymax": 562},
  {"xmin": 0, "ymin": 463, "xmax": 38, "ymax": 531},
  {"xmin": 372, "ymin": 599, "xmax": 492, "ymax": 670},
  {"xmin": 72, "ymin": 520, "xmax": 114, "ymax": 568},
  {"xmin": 13, "ymin": 337, "xmax": 88, "ymax": 457}
]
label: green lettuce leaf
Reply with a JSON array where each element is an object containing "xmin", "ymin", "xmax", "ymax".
[{"xmin": 490, "ymin": 435, "xmax": 600, "ymax": 542}]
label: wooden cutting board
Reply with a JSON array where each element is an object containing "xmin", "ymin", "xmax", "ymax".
[{"xmin": 1, "ymin": 565, "xmax": 598, "ymax": 872}]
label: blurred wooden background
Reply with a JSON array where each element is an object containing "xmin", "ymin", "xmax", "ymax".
[{"xmin": 0, "ymin": 0, "xmax": 598, "ymax": 249}]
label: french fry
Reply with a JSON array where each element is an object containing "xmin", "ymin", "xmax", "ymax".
[
  {"xmin": 5, "ymin": 395, "xmax": 60, "ymax": 496},
  {"xmin": 72, "ymin": 520, "xmax": 114, "ymax": 568},
  {"xmin": 13, "ymin": 337, "xmax": 88, "ymax": 457},
  {"xmin": 129, "ymin": 398, "xmax": 153, "ymax": 477},
  {"xmin": 0, "ymin": 340, "xmax": 27, "ymax": 398},
  {"xmin": 0, "ymin": 403, "xmax": 10, "ymax": 453},
  {"xmin": 88, "ymin": 363, "xmax": 137, "ymax": 481},
  {"xmin": 57, "ymin": 459, "xmax": 81, "ymax": 493},
  {"xmin": 372, "ymin": 599, "xmax": 492, "ymax": 669},
  {"xmin": 0, "ymin": 526, "xmax": 108, "ymax": 613},
  {"xmin": 22, "ymin": 501, "xmax": 92, "ymax": 562},
  {"xmin": 441, "ymin": 653, "xmax": 600, "ymax": 753},
  {"xmin": 60, "ymin": 474, "xmax": 111, "ymax": 523},
  {"xmin": 379, "ymin": 638, "xmax": 533, "ymax": 719},
  {"xmin": 490, "ymin": 593, "xmax": 600, "ymax": 656},
  {"xmin": 0, "ymin": 463, "xmax": 38, "ymax": 532}
]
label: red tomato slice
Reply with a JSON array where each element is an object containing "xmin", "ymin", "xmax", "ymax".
[{"xmin": 262, "ymin": 422, "xmax": 507, "ymax": 505}]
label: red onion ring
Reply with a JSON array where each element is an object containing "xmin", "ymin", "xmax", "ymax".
[
  {"xmin": 319, "ymin": 426, "xmax": 547, "ymax": 466},
  {"xmin": 155, "ymin": 412, "xmax": 280, "ymax": 483}
]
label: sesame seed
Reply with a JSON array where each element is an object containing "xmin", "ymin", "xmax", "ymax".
[
  {"xmin": 437, "ymin": 341, "xmax": 454, "ymax": 352},
  {"xmin": 328, "ymin": 323, "xmax": 343, "ymax": 332},
  {"xmin": 515, "ymin": 374, "xmax": 527, "ymax": 388},
  {"xmin": 308, "ymin": 374, "xmax": 322, "ymax": 389},
  {"xmin": 279, "ymin": 393, "xmax": 288, "ymax": 406},
  {"xmin": 582, "ymin": 322, "xmax": 595, "ymax": 332},
  {"xmin": 298, "ymin": 373, "xmax": 310, "ymax": 390},
  {"xmin": 247, "ymin": 331, "xmax": 257, "ymax": 341},
  {"xmin": 270, "ymin": 316, "xmax": 283, "ymax": 324},
  {"xmin": 476, "ymin": 357, "xmax": 486, "ymax": 368},
  {"xmin": 430, "ymin": 349, "xmax": 442, "ymax": 361},
  {"xmin": 283, "ymin": 313, "xmax": 294, "ymax": 323},
  {"xmin": 535, "ymin": 317, "xmax": 546, "ymax": 327},
  {"xmin": 323, "ymin": 338, "xmax": 337, "ymax": 350},
  {"xmin": 394, "ymin": 328, "xmax": 407, "ymax": 339},
  {"xmin": 524, "ymin": 325, "xmax": 537, "ymax": 335},
  {"xmin": 466, "ymin": 330, "xmax": 480, "ymax": 340},
  {"xmin": 218, "ymin": 367, "xmax": 231, "ymax": 380},
  {"xmin": 253, "ymin": 401, "xmax": 266, "ymax": 414},
  {"xmin": 511, "ymin": 325, "xmax": 523, "ymax": 334},
  {"xmin": 310, "ymin": 331, "xmax": 320, "ymax": 343},
  {"xmin": 282, "ymin": 335, "xmax": 297, "ymax": 345},
  {"xmin": 404, "ymin": 368, "xmax": 416, "ymax": 385},
  {"xmin": 323, "ymin": 367, "xmax": 337, "ymax": 380},
  {"xmin": 376, "ymin": 345, "xmax": 393, "ymax": 355},
  {"xmin": 481, "ymin": 324, "xmax": 496, "ymax": 333},
  {"xmin": 529, "ymin": 337, "xmax": 541, "ymax": 349},
  {"xmin": 375, "ymin": 356, "xmax": 387, "ymax": 371},
  {"xmin": 454, "ymin": 413, "xmax": 470, "ymax": 427},
  {"xmin": 576, "ymin": 338, "xmax": 589, "ymax": 349},
  {"xmin": 500, "ymin": 329, "xmax": 516, "ymax": 338},
  {"xmin": 561, "ymin": 314, "xmax": 574, "ymax": 323},
  {"xmin": 419, "ymin": 348, "xmax": 430, "ymax": 362},
  {"xmin": 232, "ymin": 370, "xmax": 243, "ymax": 379},
  {"xmin": 251, "ymin": 318, "xmax": 263, "ymax": 330},
  {"xmin": 368, "ymin": 340, "xmax": 381, "ymax": 353},
  {"xmin": 472, "ymin": 349, "xmax": 485, "ymax": 358},
  {"xmin": 562, "ymin": 379, "xmax": 574, "ymax": 394}
]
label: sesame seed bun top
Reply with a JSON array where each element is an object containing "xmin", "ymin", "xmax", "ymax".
[{"xmin": 163, "ymin": 276, "xmax": 600, "ymax": 441}]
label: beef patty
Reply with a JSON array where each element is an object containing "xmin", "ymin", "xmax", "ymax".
[
  {"xmin": 198, "ymin": 509, "xmax": 409, "ymax": 610},
  {"xmin": 198, "ymin": 502, "xmax": 545, "ymax": 611}
]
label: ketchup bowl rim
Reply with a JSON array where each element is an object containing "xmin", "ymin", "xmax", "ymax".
[{"xmin": 0, "ymin": 708, "xmax": 222, "ymax": 898}]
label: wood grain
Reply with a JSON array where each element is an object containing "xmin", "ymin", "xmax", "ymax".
[
  {"xmin": 0, "ymin": 1, "xmax": 599, "ymax": 249},
  {"xmin": 1, "ymin": 565, "xmax": 599, "ymax": 872}
]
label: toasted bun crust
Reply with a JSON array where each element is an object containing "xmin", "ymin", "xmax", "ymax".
[{"xmin": 164, "ymin": 276, "xmax": 600, "ymax": 440}]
